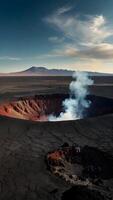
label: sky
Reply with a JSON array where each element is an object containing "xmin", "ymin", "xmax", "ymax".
[{"xmin": 0, "ymin": 0, "xmax": 113, "ymax": 73}]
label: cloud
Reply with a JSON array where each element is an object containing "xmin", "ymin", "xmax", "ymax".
[
  {"xmin": 45, "ymin": 8, "xmax": 113, "ymax": 45},
  {"xmin": 54, "ymin": 43, "xmax": 113, "ymax": 59},
  {"xmin": 83, "ymin": 43, "xmax": 113, "ymax": 59},
  {"xmin": 55, "ymin": 6, "xmax": 72, "ymax": 15},
  {"xmin": 0, "ymin": 56, "xmax": 22, "ymax": 61},
  {"xmin": 44, "ymin": 6, "xmax": 113, "ymax": 61},
  {"xmin": 39, "ymin": 43, "xmax": 113, "ymax": 60},
  {"xmin": 48, "ymin": 36, "xmax": 65, "ymax": 43}
]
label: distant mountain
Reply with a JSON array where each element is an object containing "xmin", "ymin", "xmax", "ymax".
[
  {"xmin": 0, "ymin": 66, "xmax": 113, "ymax": 76},
  {"xmin": 9, "ymin": 66, "xmax": 74, "ymax": 76},
  {"xmin": 86, "ymin": 71, "xmax": 113, "ymax": 76},
  {"xmin": 19, "ymin": 66, "xmax": 74, "ymax": 76},
  {"xmin": 22, "ymin": 66, "xmax": 48, "ymax": 73}
]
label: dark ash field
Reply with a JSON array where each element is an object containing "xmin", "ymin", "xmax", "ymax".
[{"xmin": 0, "ymin": 76, "xmax": 113, "ymax": 200}]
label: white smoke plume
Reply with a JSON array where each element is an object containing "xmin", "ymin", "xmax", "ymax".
[{"xmin": 49, "ymin": 71, "xmax": 94, "ymax": 121}]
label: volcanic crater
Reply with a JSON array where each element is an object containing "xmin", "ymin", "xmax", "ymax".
[
  {"xmin": 46, "ymin": 144, "xmax": 113, "ymax": 185},
  {"xmin": 0, "ymin": 94, "xmax": 113, "ymax": 121}
]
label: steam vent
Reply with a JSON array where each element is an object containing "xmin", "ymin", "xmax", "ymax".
[{"xmin": 0, "ymin": 94, "xmax": 113, "ymax": 121}]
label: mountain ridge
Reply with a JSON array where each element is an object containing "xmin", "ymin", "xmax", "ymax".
[{"xmin": 0, "ymin": 66, "xmax": 113, "ymax": 76}]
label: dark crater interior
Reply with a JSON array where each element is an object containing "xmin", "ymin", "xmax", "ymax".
[
  {"xmin": 0, "ymin": 94, "xmax": 113, "ymax": 121},
  {"xmin": 61, "ymin": 186, "xmax": 107, "ymax": 200},
  {"xmin": 81, "ymin": 146, "xmax": 113, "ymax": 179}
]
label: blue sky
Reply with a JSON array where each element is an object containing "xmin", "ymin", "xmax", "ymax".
[{"xmin": 0, "ymin": 0, "xmax": 113, "ymax": 73}]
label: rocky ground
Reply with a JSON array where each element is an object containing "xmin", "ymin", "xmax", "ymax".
[
  {"xmin": 0, "ymin": 76, "xmax": 113, "ymax": 199},
  {"xmin": 0, "ymin": 114, "xmax": 113, "ymax": 199}
]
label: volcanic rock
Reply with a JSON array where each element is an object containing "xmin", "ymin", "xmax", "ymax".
[{"xmin": 46, "ymin": 144, "xmax": 113, "ymax": 186}]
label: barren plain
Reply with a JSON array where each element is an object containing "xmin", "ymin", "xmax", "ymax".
[{"xmin": 0, "ymin": 76, "xmax": 113, "ymax": 200}]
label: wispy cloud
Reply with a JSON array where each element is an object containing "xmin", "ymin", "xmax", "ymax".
[
  {"xmin": 48, "ymin": 36, "xmax": 65, "ymax": 43},
  {"xmin": 45, "ymin": 6, "xmax": 113, "ymax": 60},
  {"xmin": 0, "ymin": 56, "xmax": 22, "ymax": 61},
  {"xmin": 45, "ymin": 7, "xmax": 113, "ymax": 45},
  {"xmin": 55, "ymin": 6, "xmax": 72, "ymax": 16},
  {"xmin": 53, "ymin": 43, "xmax": 113, "ymax": 59}
]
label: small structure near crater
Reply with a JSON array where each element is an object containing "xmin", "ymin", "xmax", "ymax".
[{"xmin": 46, "ymin": 144, "xmax": 113, "ymax": 186}]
